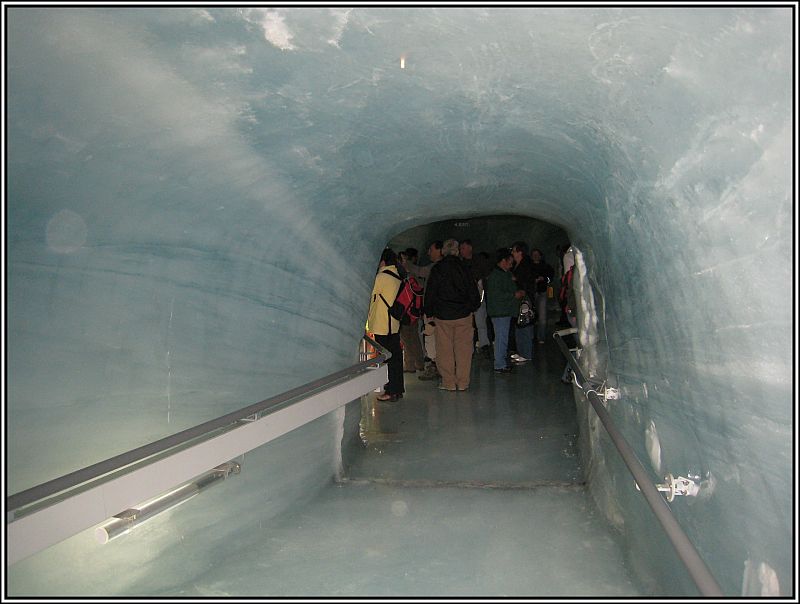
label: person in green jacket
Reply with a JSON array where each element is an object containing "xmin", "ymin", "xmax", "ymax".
[{"xmin": 486, "ymin": 248, "xmax": 526, "ymax": 372}]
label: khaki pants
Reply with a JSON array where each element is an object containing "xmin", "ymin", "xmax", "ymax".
[
  {"xmin": 400, "ymin": 322, "xmax": 425, "ymax": 371},
  {"xmin": 435, "ymin": 314, "xmax": 475, "ymax": 390}
]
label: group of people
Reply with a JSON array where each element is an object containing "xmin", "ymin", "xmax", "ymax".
[{"xmin": 366, "ymin": 238, "xmax": 577, "ymax": 401}]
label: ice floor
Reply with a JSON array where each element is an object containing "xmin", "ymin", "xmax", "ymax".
[
  {"xmin": 170, "ymin": 481, "xmax": 639, "ymax": 597},
  {"xmin": 8, "ymin": 327, "xmax": 643, "ymax": 598},
  {"xmin": 181, "ymin": 330, "xmax": 642, "ymax": 597}
]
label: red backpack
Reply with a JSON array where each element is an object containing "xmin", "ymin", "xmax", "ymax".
[{"xmin": 380, "ymin": 270, "xmax": 424, "ymax": 326}]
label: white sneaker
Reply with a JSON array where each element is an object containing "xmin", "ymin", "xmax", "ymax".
[{"xmin": 512, "ymin": 355, "xmax": 531, "ymax": 364}]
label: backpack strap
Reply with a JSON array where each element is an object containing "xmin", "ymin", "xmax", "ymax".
[
  {"xmin": 378, "ymin": 269, "xmax": 402, "ymax": 335},
  {"xmin": 377, "ymin": 293, "xmax": 394, "ymax": 335},
  {"xmin": 382, "ymin": 269, "xmax": 402, "ymax": 281},
  {"xmin": 379, "ymin": 269, "xmax": 404, "ymax": 306}
]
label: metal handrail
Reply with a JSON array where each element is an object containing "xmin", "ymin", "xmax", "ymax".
[
  {"xmin": 553, "ymin": 330, "xmax": 723, "ymax": 596},
  {"xmin": 8, "ymin": 335, "xmax": 389, "ymax": 515}
]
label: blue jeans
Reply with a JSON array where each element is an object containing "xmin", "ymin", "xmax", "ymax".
[
  {"xmin": 515, "ymin": 323, "xmax": 534, "ymax": 360},
  {"xmin": 491, "ymin": 316, "xmax": 512, "ymax": 369}
]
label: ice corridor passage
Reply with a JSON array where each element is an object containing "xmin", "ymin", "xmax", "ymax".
[
  {"xmin": 8, "ymin": 334, "xmax": 644, "ymax": 597},
  {"xmin": 4, "ymin": 5, "xmax": 794, "ymax": 599}
]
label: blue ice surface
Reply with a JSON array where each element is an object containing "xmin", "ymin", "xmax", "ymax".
[
  {"xmin": 5, "ymin": 6, "xmax": 794, "ymax": 597},
  {"xmin": 7, "ymin": 334, "xmax": 644, "ymax": 597}
]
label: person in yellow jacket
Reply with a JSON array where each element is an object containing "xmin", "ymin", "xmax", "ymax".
[{"xmin": 367, "ymin": 248, "xmax": 404, "ymax": 401}]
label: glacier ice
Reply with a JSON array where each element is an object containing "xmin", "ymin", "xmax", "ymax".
[{"xmin": 5, "ymin": 6, "xmax": 794, "ymax": 596}]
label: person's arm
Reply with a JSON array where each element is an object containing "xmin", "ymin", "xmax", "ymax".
[
  {"xmin": 503, "ymin": 271, "xmax": 524, "ymax": 299},
  {"xmin": 466, "ymin": 265, "xmax": 481, "ymax": 311}
]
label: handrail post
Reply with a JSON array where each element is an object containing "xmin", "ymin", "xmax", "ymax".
[{"xmin": 554, "ymin": 332, "xmax": 724, "ymax": 597}]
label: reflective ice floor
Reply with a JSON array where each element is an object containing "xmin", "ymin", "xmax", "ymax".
[
  {"xmin": 164, "ymin": 334, "xmax": 641, "ymax": 597},
  {"xmin": 171, "ymin": 481, "xmax": 640, "ymax": 597},
  {"xmin": 8, "ymin": 329, "xmax": 643, "ymax": 597},
  {"xmin": 351, "ymin": 340, "xmax": 585, "ymax": 487}
]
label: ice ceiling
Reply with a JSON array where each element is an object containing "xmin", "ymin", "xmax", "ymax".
[{"xmin": 6, "ymin": 6, "xmax": 794, "ymax": 596}]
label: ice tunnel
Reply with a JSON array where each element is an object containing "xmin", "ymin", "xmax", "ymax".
[{"xmin": 4, "ymin": 5, "xmax": 795, "ymax": 597}]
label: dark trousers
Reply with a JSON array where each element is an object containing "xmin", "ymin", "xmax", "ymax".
[{"xmin": 375, "ymin": 332, "xmax": 404, "ymax": 395}]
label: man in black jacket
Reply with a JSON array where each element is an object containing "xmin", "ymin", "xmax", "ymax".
[{"xmin": 424, "ymin": 239, "xmax": 481, "ymax": 391}]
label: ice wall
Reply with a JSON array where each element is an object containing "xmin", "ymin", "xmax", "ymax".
[{"xmin": 5, "ymin": 7, "xmax": 793, "ymax": 596}]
